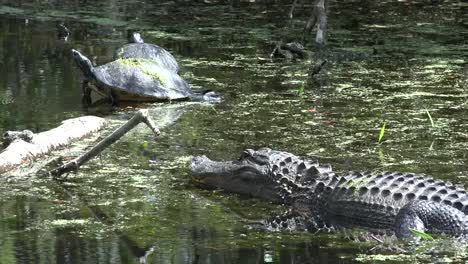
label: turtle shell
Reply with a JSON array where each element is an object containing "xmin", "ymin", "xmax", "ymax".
[
  {"xmin": 90, "ymin": 58, "xmax": 191, "ymax": 102},
  {"xmin": 113, "ymin": 43, "xmax": 179, "ymax": 73}
]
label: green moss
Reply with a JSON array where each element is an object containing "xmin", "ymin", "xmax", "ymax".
[
  {"xmin": 115, "ymin": 58, "xmax": 168, "ymax": 86},
  {"xmin": 355, "ymin": 253, "xmax": 428, "ymax": 262},
  {"xmin": 341, "ymin": 176, "xmax": 371, "ymax": 197},
  {"xmin": 116, "ymin": 48, "xmax": 124, "ymax": 58}
]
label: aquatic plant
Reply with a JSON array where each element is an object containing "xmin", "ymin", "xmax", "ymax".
[
  {"xmin": 409, "ymin": 228, "xmax": 434, "ymax": 240},
  {"xmin": 378, "ymin": 121, "xmax": 386, "ymax": 144},
  {"xmin": 425, "ymin": 109, "xmax": 435, "ymax": 128},
  {"xmin": 297, "ymin": 82, "xmax": 305, "ymax": 96}
]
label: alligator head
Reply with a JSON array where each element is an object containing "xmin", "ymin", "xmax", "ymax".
[
  {"xmin": 190, "ymin": 148, "xmax": 333, "ymax": 203},
  {"xmin": 191, "ymin": 148, "xmax": 282, "ymax": 202}
]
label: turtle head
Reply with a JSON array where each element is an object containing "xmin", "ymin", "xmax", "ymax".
[
  {"xmin": 129, "ymin": 32, "xmax": 144, "ymax": 44},
  {"xmin": 71, "ymin": 49, "xmax": 93, "ymax": 78},
  {"xmin": 56, "ymin": 22, "xmax": 70, "ymax": 40}
]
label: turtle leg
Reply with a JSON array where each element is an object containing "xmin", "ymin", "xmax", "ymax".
[
  {"xmin": 81, "ymin": 80, "xmax": 92, "ymax": 105},
  {"xmin": 108, "ymin": 90, "xmax": 118, "ymax": 106}
]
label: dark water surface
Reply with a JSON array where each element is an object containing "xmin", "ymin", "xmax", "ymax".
[{"xmin": 0, "ymin": 0, "xmax": 467, "ymax": 263}]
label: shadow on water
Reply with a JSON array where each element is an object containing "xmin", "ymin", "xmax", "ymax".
[{"xmin": 0, "ymin": 0, "xmax": 467, "ymax": 263}]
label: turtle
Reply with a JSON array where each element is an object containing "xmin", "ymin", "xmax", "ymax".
[
  {"xmin": 72, "ymin": 49, "xmax": 219, "ymax": 105},
  {"xmin": 56, "ymin": 22, "xmax": 71, "ymax": 41},
  {"xmin": 270, "ymin": 41, "xmax": 311, "ymax": 61},
  {"xmin": 113, "ymin": 32, "xmax": 179, "ymax": 73}
]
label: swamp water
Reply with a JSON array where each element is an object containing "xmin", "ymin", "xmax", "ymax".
[{"xmin": 0, "ymin": 0, "xmax": 467, "ymax": 263}]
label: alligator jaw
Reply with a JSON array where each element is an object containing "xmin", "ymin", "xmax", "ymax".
[{"xmin": 190, "ymin": 155, "xmax": 234, "ymax": 184}]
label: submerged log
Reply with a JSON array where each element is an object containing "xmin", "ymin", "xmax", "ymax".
[
  {"xmin": 48, "ymin": 109, "xmax": 159, "ymax": 177},
  {"xmin": 0, "ymin": 116, "xmax": 106, "ymax": 174}
]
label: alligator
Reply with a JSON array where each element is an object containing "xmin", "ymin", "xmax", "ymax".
[{"xmin": 190, "ymin": 148, "xmax": 468, "ymax": 239}]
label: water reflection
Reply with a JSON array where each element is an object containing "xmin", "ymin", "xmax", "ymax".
[{"xmin": 0, "ymin": 16, "xmax": 83, "ymax": 132}]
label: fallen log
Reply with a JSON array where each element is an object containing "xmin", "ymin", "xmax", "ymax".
[
  {"xmin": 0, "ymin": 116, "xmax": 107, "ymax": 174},
  {"xmin": 48, "ymin": 109, "xmax": 159, "ymax": 177},
  {"xmin": 2, "ymin": 103, "xmax": 193, "ymax": 177}
]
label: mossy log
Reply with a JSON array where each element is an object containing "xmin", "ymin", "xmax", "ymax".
[{"xmin": 0, "ymin": 116, "xmax": 107, "ymax": 174}]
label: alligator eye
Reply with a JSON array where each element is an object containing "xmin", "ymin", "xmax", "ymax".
[
  {"xmin": 239, "ymin": 149, "xmax": 253, "ymax": 160},
  {"xmin": 250, "ymin": 154, "xmax": 269, "ymax": 165}
]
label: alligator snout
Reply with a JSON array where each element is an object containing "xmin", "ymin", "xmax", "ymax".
[
  {"xmin": 190, "ymin": 155, "xmax": 211, "ymax": 176},
  {"xmin": 191, "ymin": 155, "xmax": 209, "ymax": 166},
  {"xmin": 190, "ymin": 155, "xmax": 227, "ymax": 187}
]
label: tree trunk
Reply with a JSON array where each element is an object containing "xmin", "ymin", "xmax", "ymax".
[{"xmin": 303, "ymin": 0, "xmax": 328, "ymax": 46}]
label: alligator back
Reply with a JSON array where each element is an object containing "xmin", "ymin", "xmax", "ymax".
[
  {"xmin": 259, "ymin": 149, "xmax": 468, "ymax": 225},
  {"xmin": 319, "ymin": 171, "xmax": 468, "ymax": 229}
]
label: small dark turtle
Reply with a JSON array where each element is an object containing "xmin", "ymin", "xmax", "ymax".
[
  {"xmin": 113, "ymin": 32, "xmax": 179, "ymax": 73},
  {"xmin": 3, "ymin": 130, "xmax": 34, "ymax": 147},
  {"xmin": 72, "ymin": 49, "xmax": 219, "ymax": 104},
  {"xmin": 308, "ymin": 60, "xmax": 327, "ymax": 77},
  {"xmin": 56, "ymin": 22, "xmax": 71, "ymax": 41},
  {"xmin": 271, "ymin": 41, "xmax": 311, "ymax": 60}
]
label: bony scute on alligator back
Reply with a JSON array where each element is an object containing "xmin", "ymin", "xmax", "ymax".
[{"xmin": 190, "ymin": 148, "xmax": 468, "ymax": 240}]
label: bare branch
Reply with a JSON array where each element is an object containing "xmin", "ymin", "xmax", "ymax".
[
  {"xmin": 48, "ymin": 109, "xmax": 159, "ymax": 177},
  {"xmin": 289, "ymin": 0, "xmax": 300, "ymax": 20}
]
